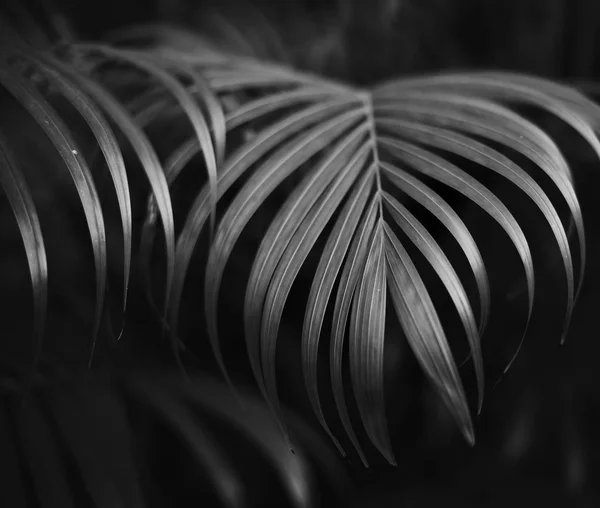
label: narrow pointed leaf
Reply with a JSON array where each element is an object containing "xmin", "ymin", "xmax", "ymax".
[
  {"xmin": 331, "ymin": 195, "xmax": 378, "ymax": 466},
  {"xmin": 206, "ymin": 70, "xmax": 327, "ymax": 93},
  {"xmin": 59, "ymin": 65, "xmax": 176, "ymax": 321},
  {"xmin": 144, "ymin": 89, "xmax": 337, "ymax": 297},
  {"xmin": 203, "ymin": 104, "xmax": 362, "ymax": 391},
  {"xmin": 24, "ymin": 52, "xmax": 133, "ymax": 315},
  {"xmin": 377, "ymin": 72, "xmax": 600, "ymax": 166},
  {"xmin": 0, "ymin": 69, "xmax": 107, "ymax": 364},
  {"xmin": 384, "ymin": 223, "xmax": 474, "ymax": 445},
  {"xmin": 139, "ymin": 137, "xmax": 199, "ymax": 303},
  {"xmin": 170, "ymin": 99, "xmax": 359, "ymax": 340},
  {"xmin": 373, "ymin": 94, "xmax": 585, "ymax": 321},
  {"xmin": 380, "ymin": 163, "xmax": 490, "ymax": 335},
  {"xmin": 76, "ymin": 44, "xmax": 219, "ymax": 235},
  {"xmin": 244, "ymin": 126, "xmax": 368, "ymax": 399},
  {"xmin": 0, "ymin": 132, "xmax": 47, "ymax": 370},
  {"xmin": 226, "ymin": 87, "xmax": 339, "ymax": 130},
  {"xmin": 208, "ymin": 72, "xmax": 316, "ymax": 92},
  {"xmin": 373, "ymin": 93, "xmax": 572, "ymax": 181},
  {"xmin": 383, "ymin": 191, "xmax": 483, "ymax": 411},
  {"xmin": 154, "ymin": 56, "xmax": 227, "ymax": 165},
  {"xmin": 381, "ymin": 119, "xmax": 579, "ymax": 341},
  {"xmin": 381, "ymin": 138, "xmax": 535, "ymax": 363},
  {"xmin": 349, "ymin": 222, "xmax": 393, "ymax": 463},
  {"xmin": 301, "ymin": 170, "xmax": 373, "ymax": 456},
  {"xmin": 182, "ymin": 66, "xmax": 226, "ymax": 166},
  {"xmin": 142, "ymin": 87, "xmax": 347, "ymax": 281},
  {"xmin": 258, "ymin": 140, "xmax": 370, "ymax": 441},
  {"xmin": 373, "ymin": 95, "xmax": 584, "ymax": 314}
]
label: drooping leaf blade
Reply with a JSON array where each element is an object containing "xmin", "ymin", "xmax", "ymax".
[
  {"xmin": 226, "ymin": 87, "xmax": 340, "ymax": 130},
  {"xmin": 76, "ymin": 43, "xmax": 219, "ymax": 235},
  {"xmin": 349, "ymin": 221, "xmax": 394, "ymax": 464},
  {"xmin": 330, "ymin": 195, "xmax": 378, "ymax": 466},
  {"xmin": 380, "ymin": 163, "xmax": 490, "ymax": 336},
  {"xmin": 374, "ymin": 93, "xmax": 585, "ymax": 325},
  {"xmin": 0, "ymin": 68, "xmax": 107, "ymax": 365},
  {"xmin": 377, "ymin": 72, "xmax": 600, "ymax": 169},
  {"xmin": 59, "ymin": 65, "xmax": 176, "ymax": 307},
  {"xmin": 384, "ymin": 223, "xmax": 474, "ymax": 445},
  {"xmin": 382, "ymin": 191, "xmax": 483, "ymax": 411},
  {"xmin": 23, "ymin": 52, "xmax": 133, "ymax": 316},
  {"xmin": 373, "ymin": 93, "xmax": 572, "ymax": 182},
  {"xmin": 0, "ymin": 131, "xmax": 47, "ymax": 376},
  {"xmin": 170, "ymin": 99, "xmax": 360, "ymax": 342},
  {"xmin": 203, "ymin": 102, "xmax": 363, "ymax": 393},
  {"xmin": 380, "ymin": 118, "xmax": 578, "ymax": 344},
  {"xmin": 301, "ymin": 169, "xmax": 373, "ymax": 458},
  {"xmin": 381, "ymin": 137, "xmax": 535, "ymax": 368},
  {"xmin": 243, "ymin": 125, "xmax": 368, "ymax": 401},
  {"xmin": 53, "ymin": 62, "xmax": 178, "ymax": 361},
  {"xmin": 258, "ymin": 139, "xmax": 370, "ymax": 444}
]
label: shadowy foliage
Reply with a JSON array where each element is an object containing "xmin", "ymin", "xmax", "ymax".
[{"xmin": 2, "ymin": 0, "xmax": 600, "ymax": 506}]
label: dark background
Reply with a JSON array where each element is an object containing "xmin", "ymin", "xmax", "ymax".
[
  {"xmin": 3, "ymin": 0, "xmax": 600, "ymax": 506},
  {"xmin": 46, "ymin": 0, "xmax": 600, "ymax": 81}
]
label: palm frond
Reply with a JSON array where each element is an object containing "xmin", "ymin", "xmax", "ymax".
[
  {"xmin": 0, "ymin": 20, "xmax": 596, "ymax": 469},
  {"xmin": 181, "ymin": 60, "xmax": 590, "ymax": 463},
  {"xmin": 330, "ymin": 191, "xmax": 379, "ymax": 466}
]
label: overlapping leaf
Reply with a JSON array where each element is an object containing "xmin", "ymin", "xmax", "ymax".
[
  {"xmin": 0, "ymin": 66, "xmax": 108, "ymax": 364},
  {"xmin": 0, "ymin": 21, "xmax": 597, "ymax": 470},
  {"xmin": 0, "ymin": 132, "xmax": 47, "ymax": 376},
  {"xmin": 195, "ymin": 67, "xmax": 592, "ymax": 465},
  {"xmin": 21, "ymin": 52, "xmax": 133, "ymax": 315},
  {"xmin": 75, "ymin": 43, "xmax": 219, "ymax": 235}
]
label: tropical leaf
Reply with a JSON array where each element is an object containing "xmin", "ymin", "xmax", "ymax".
[
  {"xmin": 0, "ymin": 65, "xmax": 108, "ymax": 365},
  {"xmin": 0, "ymin": 37, "xmax": 178, "ymax": 363},
  {"xmin": 75, "ymin": 43, "xmax": 220, "ymax": 235},
  {"xmin": 0, "ymin": 19, "xmax": 595, "ymax": 469},
  {"xmin": 330, "ymin": 192, "xmax": 379, "ymax": 466},
  {"xmin": 0, "ymin": 131, "xmax": 47, "ymax": 375},
  {"xmin": 178, "ymin": 58, "xmax": 591, "ymax": 463},
  {"xmin": 21, "ymin": 51, "xmax": 133, "ymax": 316}
]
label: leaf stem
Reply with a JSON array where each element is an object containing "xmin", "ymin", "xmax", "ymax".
[{"xmin": 361, "ymin": 91, "xmax": 384, "ymax": 215}]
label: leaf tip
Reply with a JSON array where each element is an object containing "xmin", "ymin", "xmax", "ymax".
[{"xmin": 465, "ymin": 427, "xmax": 476, "ymax": 447}]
